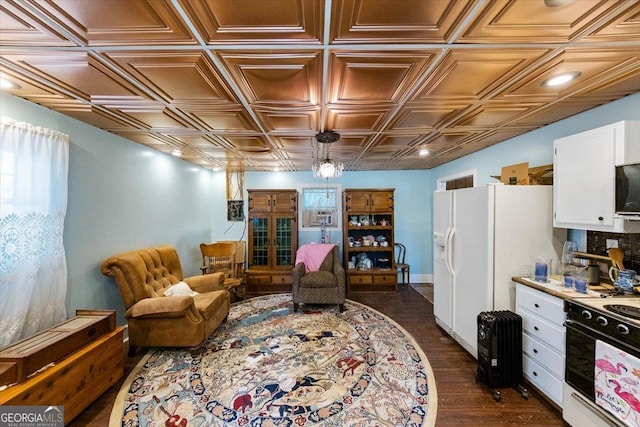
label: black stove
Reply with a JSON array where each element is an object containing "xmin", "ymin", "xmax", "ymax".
[
  {"xmin": 603, "ymin": 303, "xmax": 640, "ymax": 321},
  {"xmin": 570, "ymin": 296, "xmax": 640, "ymax": 325},
  {"xmin": 564, "ymin": 295, "xmax": 640, "ymax": 427}
]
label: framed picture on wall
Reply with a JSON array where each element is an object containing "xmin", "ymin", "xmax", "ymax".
[{"xmin": 227, "ymin": 200, "xmax": 244, "ymax": 221}]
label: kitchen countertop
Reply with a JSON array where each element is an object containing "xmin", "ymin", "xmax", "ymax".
[{"xmin": 512, "ymin": 276, "xmax": 616, "ymax": 301}]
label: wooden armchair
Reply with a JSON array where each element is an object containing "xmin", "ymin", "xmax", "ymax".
[{"xmin": 200, "ymin": 241, "xmax": 245, "ymax": 299}]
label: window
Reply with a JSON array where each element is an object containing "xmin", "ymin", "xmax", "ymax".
[
  {"xmin": 299, "ymin": 184, "xmax": 342, "ymax": 229},
  {"xmin": 0, "ymin": 150, "xmax": 15, "ymax": 217},
  {"xmin": 436, "ymin": 169, "xmax": 477, "ymax": 191}
]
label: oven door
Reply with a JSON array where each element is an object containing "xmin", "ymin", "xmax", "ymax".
[
  {"xmin": 565, "ymin": 319, "xmax": 597, "ymax": 400},
  {"xmin": 566, "ymin": 318, "xmax": 640, "ymax": 397}
]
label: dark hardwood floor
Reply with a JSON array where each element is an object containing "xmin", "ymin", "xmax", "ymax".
[{"xmin": 69, "ymin": 284, "xmax": 568, "ymax": 426}]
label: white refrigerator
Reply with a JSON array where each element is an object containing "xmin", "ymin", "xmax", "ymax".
[{"xmin": 433, "ymin": 184, "xmax": 563, "ymax": 357}]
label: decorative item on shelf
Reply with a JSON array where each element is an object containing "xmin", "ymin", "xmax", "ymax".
[
  {"xmin": 377, "ymin": 257, "xmax": 390, "ymax": 270},
  {"xmin": 356, "ymin": 253, "xmax": 371, "ymax": 270}
]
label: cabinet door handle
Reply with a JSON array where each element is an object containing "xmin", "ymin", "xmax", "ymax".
[
  {"xmin": 533, "ymin": 348, "xmax": 538, "ymax": 354},
  {"xmin": 534, "ymin": 326, "xmax": 539, "ymax": 331},
  {"xmin": 598, "ymin": 216, "xmax": 604, "ymax": 221},
  {"xmin": 533, "ymin": 371, "xmax": 538, "ymax": 377},
  {"xmin": 534, "ymin": 303, "xmax": 539, "ymax": 308}
]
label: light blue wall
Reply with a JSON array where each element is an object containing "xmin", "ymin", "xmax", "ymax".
[
  {"xmin": 208, "ymin": 170, "xmax": 433, "ymax": 282},
  {"xmin": 2, "ymin": 89, "xmax": 639, "ymax": 326},
  {"xmin": 1, "ymin": 93, "xmax": 216, "ymax": 325}
]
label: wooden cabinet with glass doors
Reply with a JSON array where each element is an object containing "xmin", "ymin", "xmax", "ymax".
[
  {"xmin": 343, "ymin": 189, "xmax": 396, "ymax": 291},
  {"xmin": 246, "ymin": 190, "xmax": 298, "ymax": 295}
]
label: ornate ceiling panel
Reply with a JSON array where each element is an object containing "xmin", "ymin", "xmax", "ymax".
[{"xmin": 1, "ymin": 0, "xmax": 639, "ymax": 171}]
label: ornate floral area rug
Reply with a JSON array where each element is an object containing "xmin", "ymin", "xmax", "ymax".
[{"xmin": 110, "ymin": 294, "xmax": 437, "ymax": 426}]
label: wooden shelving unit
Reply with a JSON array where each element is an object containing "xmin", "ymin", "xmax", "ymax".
[{"xmin": 343, "ymin": 189, "xmax": 397, "ymax": 291}]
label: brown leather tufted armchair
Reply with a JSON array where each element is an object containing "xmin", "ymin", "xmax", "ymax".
[{"xmin": 100, "ymin": 245, "xmax": 230, "ymax": 354}]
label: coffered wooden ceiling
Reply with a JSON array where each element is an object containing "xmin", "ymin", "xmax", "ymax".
[{"xmin": 1, "ymin": 0, "xmax": 640, "ymax": 171}]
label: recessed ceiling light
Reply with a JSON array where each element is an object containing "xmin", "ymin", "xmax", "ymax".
[
  {"xmin": 273, "ymin": 167, "xmax": 280, "ymax": 172},
  {"xmin": 0, "ymin": 77, "xmax": 21, "ymax": 90},
  {"xmin": 171, "ymin": 149, "xmax": 182, "ymax": 157},
  {"xmin": 419, "ymin": 148, "xmax": 429, "ymax": 156},
  {"xmin": 212, "ymin": 167, "xmax": 221, "ymax": 172},
  {"xmin": 544, "ymin": 0, "xmax": 575, "ymax": 7},
  {"xmin": 542, "ymin": 72, "xmax": 582, "ymax": 87}
]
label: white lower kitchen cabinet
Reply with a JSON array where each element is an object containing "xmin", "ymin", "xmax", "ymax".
[{"xmin": 515, "ymin": 283, "xmax": 566, "ymax": 408}]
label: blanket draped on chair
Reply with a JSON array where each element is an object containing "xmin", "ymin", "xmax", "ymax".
[{"xmin": 295, "ymin": 243, "xmax": 336, "ymax": 272}]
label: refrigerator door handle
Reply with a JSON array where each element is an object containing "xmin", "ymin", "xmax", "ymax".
[{"xmin": 445, "ymin": 227, "xmax": 455, "ymax": 277}]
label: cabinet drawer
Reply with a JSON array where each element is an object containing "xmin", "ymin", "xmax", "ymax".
[
  {"xmin": 520, "ymin": 309, "xmax": 566, "ymax": 352},
  {"xmin": 350, "ymin": 275, "xmax": 373, "ymax": 284},
  {"xmin": 523, "ymin": 354, "xmax": 563, "ymax": 407},
  {"xmin": 246, "ymin": 274, "xmax": 271, "ymax": 285},
  {"xmin": 272, "ymin": 274, "xmax": 292, "ymax": 285},
  {"xmin": 245, "ymin": 272, "xmax": 292, "ymax": 295},
  {"xmin": 522, "ymin": 333, "xmax": 565, "ymax": 379},
  {"xmin": 516, "ymin": 284, "xmax": 565, "ymax": 325},
  {"xmin": 373, "ymin": 274, "xmax": 395, "ymax": 285}
]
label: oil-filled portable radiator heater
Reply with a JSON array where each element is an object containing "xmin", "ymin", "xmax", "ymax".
[{"xmin": 476, "ymin": 310, "xmax": 529, "ymax": 402}]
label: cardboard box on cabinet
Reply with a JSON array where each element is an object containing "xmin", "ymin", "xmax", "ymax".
[{"xmin": 492, "ymin": 162, "xmax": 553, "ymax": 185}]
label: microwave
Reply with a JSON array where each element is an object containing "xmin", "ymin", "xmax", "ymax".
[{"xmin": 615, "ymin": 163, "xmax": 640, "ymax": 215}]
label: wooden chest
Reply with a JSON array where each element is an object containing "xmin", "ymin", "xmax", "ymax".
[
  {"xmin": 0, "ymin": 326, "xmax": 124, "ymax": 425},
  {"xmin": 0, "ymin": 310, "xmax": 124, "ymax": 425},
  {"xmin": 0, "ymin": 310, "xmax": 116, "ymax": 386}
]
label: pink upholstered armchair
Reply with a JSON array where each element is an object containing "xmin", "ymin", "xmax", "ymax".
[
  {"xmin": 292, "ymin": 244, "xmax": 345, "ymax": 312},
  {"xmin": 100, "ymin": 245, "xmax": 230, "ymax": 353}
]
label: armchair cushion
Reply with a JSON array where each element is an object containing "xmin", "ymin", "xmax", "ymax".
[
  {"xmin": 127, "ymin": 295, "xmax": 195, "ymax": 319},
  {"xmin": 194, "ymin": 291, "xmax": 229, "ymax": 321},
  {"xmin": 184, "ymin": 272, "xmax": 225, "ymax": 293},
  {"xmin": 299, "ymin": 271, "xmax": 338, "ymax": 288}
]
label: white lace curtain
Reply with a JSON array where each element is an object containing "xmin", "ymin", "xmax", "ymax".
[{"xmin": 0, "ymin": 117, "xmax": 69, "ymax": 347}]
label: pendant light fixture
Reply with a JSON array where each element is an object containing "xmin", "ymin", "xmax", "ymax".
[{"xmin": 312, "ymin": 131, "xmax": 343, "ymax": 179}]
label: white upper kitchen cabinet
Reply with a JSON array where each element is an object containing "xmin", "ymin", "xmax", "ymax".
[{"xmin": 553, "ymin": 120, "xmax": 640, "ymax": 232}]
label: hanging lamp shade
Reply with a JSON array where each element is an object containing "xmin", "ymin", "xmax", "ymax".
[{"xmin": 313, "ymin": 131, "xmax": 343, "ymax": 179}]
